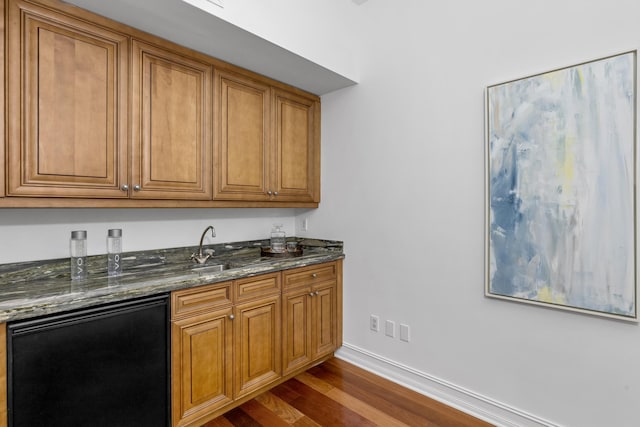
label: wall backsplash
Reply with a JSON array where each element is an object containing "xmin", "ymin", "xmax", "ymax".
[{"xmin": 0, "ymin": 208, "xmax": 301, "ymax": 264}]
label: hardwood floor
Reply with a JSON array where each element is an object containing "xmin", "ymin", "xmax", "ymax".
[{"xmin": 204, "ymin": 357, "xmax": 494, "ymax": 426}]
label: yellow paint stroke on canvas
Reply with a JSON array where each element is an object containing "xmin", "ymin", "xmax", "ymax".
[
  {"xmin": 545, "ymin": 69, "xmax": 566, "ymax": 90},
  {"xmin": 544, "ymin": 66, "xmax": 583, "ymax": 90},
  {"xmin": 536, "ymin": 286, "xmax": 566, "ymax": 305},
  {"xmin": 559, "ymin": 135, "xmax": 576, "ymax": 197},
  {"xmin": 545, "ymin": 66, "xmax": 581, "ymax": 206}
]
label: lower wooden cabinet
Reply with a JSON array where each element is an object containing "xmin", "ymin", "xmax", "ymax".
[
  {"xmin": 234, "ymin": 294, "xmax": 281, "ymax": 399},
  {"xmin": 171, "ymin": 307, "xmax": 234, "ymax": 426},
  {"xmin": 312, "ymin": 283, "xmax": 339, "ymax": 358},
  {"xmin": 282, "ymin": 263, "xmax": 339, "ymax": 375},
  {"xmin": 171, "ymin": 282, "xmax": 234, "ymax": 427},
  {"xmin": 0, "ymin": 261, "xmax": 340, "ymax": 427},
  {"xmin": 282, "ymin": 289, "xmax": 313, "ymax": 374},
  {"xmin": 170, "ymin": 261, "xmax": 341, "ymax": 427},
  {"xmin": 232, "ymin": 272, "xmax": 282, "ymax": 400}
]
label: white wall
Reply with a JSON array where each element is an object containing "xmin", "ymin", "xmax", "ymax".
[
  {"xmin": 309, "ymin": 1, "xmax": 640, "ymax": 426},
  {"xmin": 3, "ymin": 0, "xmax": 640, "ymax": 425},
  {"xmin": 0, "ymin": 209, "xmax": 296, "ymax": 263}
]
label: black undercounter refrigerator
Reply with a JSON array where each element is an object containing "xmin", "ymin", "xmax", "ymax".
[{"xmin": 6, "ymin": 294, "xmax": 170, "ymax": 427}]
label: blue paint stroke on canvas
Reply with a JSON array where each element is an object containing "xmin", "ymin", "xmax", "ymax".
[{"xmin": 487, "ymin": 52, "xmax": 636, "ymax": 317}]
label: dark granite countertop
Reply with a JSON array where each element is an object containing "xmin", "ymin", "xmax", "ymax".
[{"xmin": 0, "ymin": 238, "xmax": 344, "ymax": 323}]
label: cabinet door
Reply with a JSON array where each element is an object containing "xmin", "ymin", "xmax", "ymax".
[
  {"xmin": 282, "ymin": 289, "xmax": 312, "ymax": 375},
  {"xmin": 272, "ymin": 88, "xmax": 320, "ymax": 203},
  {"xmin": 0, "ymin": 0, "xmax": 5, "ymax": 198},
  {"xmin": 283, "ymin": 283, "xmax": 337, "ymax": 373},
  {"xmin": 6, "ymin": 0, "xmax": 128, "ymax": 198},
  {"xmin": 312, "ymin": 283, "xmax": 338, "ymax": 358},
  {"xmin": 234, "ymin": 294, "xmax": 281, "ymax": 399},
  {"xmin": 131, "ymin": 40, "xmax": 212, "ymax": 199},
  {"xmin": 172, "ymin": 308, "xmax": 233, "ymax": 427},
  {"xmin": 214, "ymin": 70, "xmax": 271, "ymax": 201}
]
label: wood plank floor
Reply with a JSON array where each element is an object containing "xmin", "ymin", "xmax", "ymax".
[{"xmin": 204, "ymin": 358, "xmax": 494, "ymax": 427}]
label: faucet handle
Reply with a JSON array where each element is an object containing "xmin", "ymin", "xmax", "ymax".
[{"xmin": 191, "ymin": 252, "xmax": 212, "ymax": 264}]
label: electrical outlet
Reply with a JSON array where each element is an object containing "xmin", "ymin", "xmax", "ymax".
[
  {"xmin": 302, "ymin": 217, "xmax": 309, "ymax": 232},
  {"xmin": 385, "ymin": 320, "xmax": 395, "ymax": 338},
  {"xmin": 370, "ymin": 315, "xmax": 379, "ymax": 332},
  {"xmin": 400, "ymin": 324, "xmax": 410, "ymax": 342}
]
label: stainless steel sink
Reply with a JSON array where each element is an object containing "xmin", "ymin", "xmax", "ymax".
[{"xmin": 189, "ymin": 263, "xmax": 230, "ymax": 273}]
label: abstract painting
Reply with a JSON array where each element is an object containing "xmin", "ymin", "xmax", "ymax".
[{"xmin": 485, "ymin": 51, "xmax": 637, "ymax": 320}]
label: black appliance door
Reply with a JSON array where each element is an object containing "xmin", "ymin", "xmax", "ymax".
[{"xmin": 7, "ymin": 294, "xmax": 170, "ymax": 427}]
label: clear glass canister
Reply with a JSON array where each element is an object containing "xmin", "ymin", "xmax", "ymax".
[
  {"xmin": 107, "ymin": 229, "xmax": 122, "ymax": 277},
  {"xmin": 70, "ymin": 230, "xmax": 87, "ymax": 280},
  {"xmin": 270, "ymin": 224, "xmax": 286, "ymax": 253}
]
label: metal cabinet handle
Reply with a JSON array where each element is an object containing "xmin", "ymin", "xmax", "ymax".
[
  {"xmin": 267, "ymin": 190, "xmax": 273, "ymax": 196},
  {"xmin": 121, "ymin": 184, "xmax": 129, "ymax": 191},
  {"xmin": 133, "ymin": 185, "xmax": 141, "ymax": 191},
  {"xmin": 229, "ymin": 314, "xmax": 235, "ymax": 320},
  {"xmin": 312, "ymin": 273, "xmax": 318, "ymax": 278},
  {"xmin": 309, "ymin": 292, "xmax": 315, "ymax": 297},
  {"xmin": 315, "ymin": 290, "xmax": 319, "ymax": 296},
  {"xmin": 273, "ymin": 191, "xmax": 279, "ymax": 196}
]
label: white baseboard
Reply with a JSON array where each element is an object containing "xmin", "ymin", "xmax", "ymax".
[{"xmin": 335, "ymin": 343, "xmax": 561, "ymax": 427}]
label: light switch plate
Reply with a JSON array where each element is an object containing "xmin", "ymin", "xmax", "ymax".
[
  {"xmin": 400, "ymin": 324, "xmax": 410, "ymax": 342},
  {"xmin": 385, "ymin": 320, "xmax": 395, "ymax": 338}
]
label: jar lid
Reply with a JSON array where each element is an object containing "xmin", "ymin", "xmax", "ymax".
[
  {"xmin": 71, "ymin": 230, "xmax": 87, "ymax": 239},
  {"xmin": 108, "ymin": 229, "xmax": 122, "ymax": 237}
]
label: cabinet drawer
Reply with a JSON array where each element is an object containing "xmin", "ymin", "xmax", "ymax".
[
  {"xmin": 171, "ymin": 281, "xmax": 233, "ymax": 319},
  {"xmin": 235, "ymin": 273, "xmax": 281, "ymax": 301},
  {"xmin": 283, "ymin": 262, "xmax": 337, "ymax": 290}
]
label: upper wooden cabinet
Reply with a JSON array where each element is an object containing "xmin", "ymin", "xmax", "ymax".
[
  {"xmin": 214, "ymin": 70, "xmax": 270, "ymax": 201},
  {"xmin": 2, "ymin": 0, "xmax": 321, "ymax": 207},
  {"xmin": 215, "ymin": 70, "xmax": 320, "ymax": 203},
  {"xmin": 6, "ymin": 0, "xmax": 129, "ymax": 198},
  {"xmin": 272, "ymin": 88, "xmax": 320, "ymax": 203},
  {"xmin": 0, "ymin": 0, "xmax": 5, "ymax": 199},
  {"xmin": 130, "ymin": 40, "xmax": 212, "ymax": 200}
]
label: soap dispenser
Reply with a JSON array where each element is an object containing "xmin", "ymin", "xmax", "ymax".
[{"xmin": 270, "ymin": 224, "xmax": 286, "ymax": 253}]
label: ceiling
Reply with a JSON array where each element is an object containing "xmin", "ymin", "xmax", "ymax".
[{"xmin": 63, "ymin": 0, "xmax": 357, "ymax": 95}]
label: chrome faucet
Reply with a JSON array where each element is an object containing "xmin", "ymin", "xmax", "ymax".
[{"xmin": 191, "ymin": 225, "xmax": 216, "ymax": 264}]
